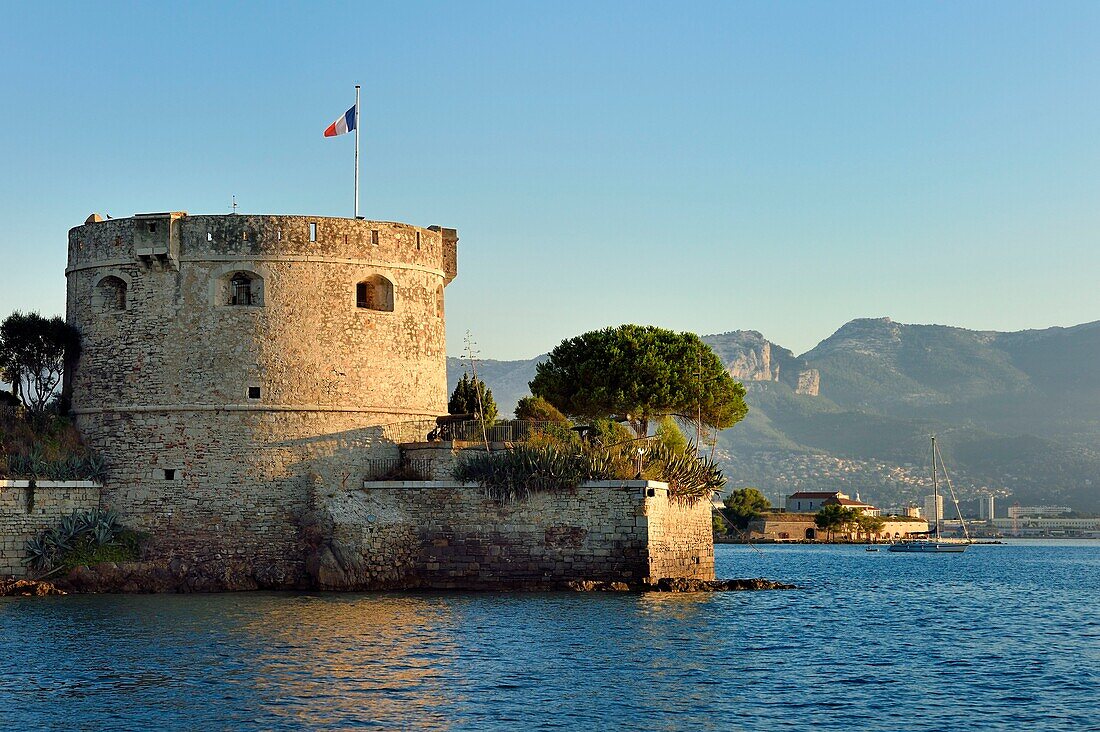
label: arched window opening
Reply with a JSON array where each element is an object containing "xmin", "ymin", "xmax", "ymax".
[
  {"xmin": 230, "ymin": 273, "xmax": 254, "ymax": 306},
  {"xmin": 95, "ymin": 276, "xmax": 128, "ymax": 312},
  {"xmin": 355, "ymin": 275, "xmax": 394, "ymax": 312}
]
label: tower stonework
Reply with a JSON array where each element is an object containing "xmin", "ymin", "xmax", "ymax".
[{"xmin": 66, "ymin": 213, "xmax": 457, "ymax": 584}]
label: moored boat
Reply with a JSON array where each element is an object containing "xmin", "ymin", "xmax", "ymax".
[{"xmin": 888, "ymin": 436, "xmax": 971, "ymax": 554}]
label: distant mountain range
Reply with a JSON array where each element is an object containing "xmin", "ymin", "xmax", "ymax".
[{"xmin": 448, "ymin": 318, "xmax": 1100, "ymax": 511}]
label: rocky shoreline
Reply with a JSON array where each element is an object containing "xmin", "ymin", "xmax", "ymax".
[{"xmin": 3, "ymin": 565, "xmax": 796, "ymax": 596}]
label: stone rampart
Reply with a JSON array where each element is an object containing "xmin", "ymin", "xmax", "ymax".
[
  {"xmin": 747, "ymin": 513, "xmax": 929, "ymax": 541},
  {"xmin": 308, "ymin": 481, "xmax": 715, "ymax": 590},
  {"xmin": 0, "ymin": 481, "xmax": 101, "ymax": 577}
]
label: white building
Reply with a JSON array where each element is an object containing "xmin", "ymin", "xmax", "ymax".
[
  {"xmin": 993, "ymin": 516, "xmax": 1100, "ymax": 537},
  {"xmin": 979, "ymin": 494, "xmax": 995, "ymax": 521},
  {"xmin": 924, "ymin": 495, "xmax": 944, "ymax": 526},
  {"xmin": 1007, "ymin": 505, "xmax": 1071, "ymax": 519}
]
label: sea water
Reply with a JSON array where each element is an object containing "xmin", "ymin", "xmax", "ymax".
[{"xmin": 2, "ymin": 541, "xmax": 1097, "ymax": 730}]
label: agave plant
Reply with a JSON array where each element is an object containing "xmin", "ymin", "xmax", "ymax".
[{"xmin": 23, "ymin": 534, "xmax": 55, "ymax": 571}]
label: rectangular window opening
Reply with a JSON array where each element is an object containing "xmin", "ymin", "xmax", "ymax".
[
  {"xmin": 276, "ymin": 228, "xmax": 282, "ymax": 241},
  {"xmin": 164, "ymin": 468, "xmax": 176, "ymax": 481},
  {"xmin": 207, "ymin": 232, "xmax": 213, "ymax": 242},
  {"xmin": 309, "ymin": 222, "xmax": 317, "ymax": 242},
  {"xmin": 248, "ymin": 386, "xmax": 261, "ymax": 399},
  {"xmin": 371, "ymin": 229, "xmax": 379, "ymax": 246},
  {"xmin": 148, "ymin": 223, "xmax": 157, "ymax": 233},
  {"xmin": 415, "ymin": 231, "xmax": 421, "ymax": 250}
]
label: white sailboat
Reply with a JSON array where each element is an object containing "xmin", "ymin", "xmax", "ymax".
[{"xmin": 888, "ymin": 436, "xmax": 970, "ymax": 553}]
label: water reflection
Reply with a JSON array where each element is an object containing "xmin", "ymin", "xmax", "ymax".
[
  {"xmin": 3, "ymin": 545, "xmax": 1099, "ymax": 731},
  {"xmin": 232, "ymin": 593, "xmax": 463, "ymax": 730}
]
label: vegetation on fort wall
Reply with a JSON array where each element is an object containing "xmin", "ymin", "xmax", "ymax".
[
  {"xmin": 0, "ymin": 407, "xmax": 106, "ymax": 481},
  {"xmin": 454, "ymin": 439, "xmax": 726, "ymax": 505},
  {"xmin": 24, "ymin": 507, "xmax": 144, "ymax": 574},
  {"xmin": 0, "ymin": 311, "xmax": 102, "ymax": 481}
]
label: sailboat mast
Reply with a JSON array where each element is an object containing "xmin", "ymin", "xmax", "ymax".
[{"xmin": 932, "ymin": 435, "xmax": 940, "ymax": 541}]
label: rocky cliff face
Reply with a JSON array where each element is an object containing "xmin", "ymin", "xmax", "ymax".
[
  {"xmin": 702, "ymin": 331, "xmax": 820, "ymax": 394},
  {"xmin": 712, "ymin": 332, "xmax": 778, "ymax": 382},
  {"xmin": 795, "ymin": 368, "xmax": 820, "ymax": 396}
]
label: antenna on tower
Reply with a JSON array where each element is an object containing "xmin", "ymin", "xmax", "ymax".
[{"xmin": 231, "ymin": 195, "xmax": 238, "ymax": 214}]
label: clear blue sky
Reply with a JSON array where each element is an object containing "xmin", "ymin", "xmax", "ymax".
[{"xmin": 2, "ymin": 1, "xmax": 1098, "ymax": 359}]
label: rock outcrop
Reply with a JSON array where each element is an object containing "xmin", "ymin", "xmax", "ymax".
[
  {"xmin": 0, "ymin": 578, "xmax": 67, "ymax": 596},
  {"xmin": 55, "ymin": 559, "xmax": 306, "ymax": 594},
  {"xmin": 563, "ymin": 577, "xmax": 796, "ymax": 592},
  {"xmin": 795, "ymin": 368, "xmax": 820, "ymax": 396}
]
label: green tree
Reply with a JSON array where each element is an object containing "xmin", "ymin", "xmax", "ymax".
[
  {"xmin": 0, "ymin": 312, "xmax": 81, "ymax": 414},
  {"xmin": 514, "ymin": 395, "xmax": 569, "ymax": 423},
  {"xmin": 856, "ymin": 514, "xmax": 887, "ymax": 542},
  {"xmin": 584, "ymin": 417, "xmax": 635, "ymax": 448},
  {"xmin": 722, "ymin": 487, "xmax": 772, "ymax": 529},
  {"xmin": 529, "ymin": 324, "xmax": 748, "ymax": 439},
  {"xmin": 655, "ymin": 415, "xmax": 690, "ymax": 455},
  {"xmin": 448, "ymin": 372, "xmax": 498, "ymax": 426},
  {"xmin": 814, "ymin": 504, "xmax": 858, "ymax": 542}
]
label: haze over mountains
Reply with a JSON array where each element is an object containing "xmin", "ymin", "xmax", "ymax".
[{"xmin": 448, "ymin": 318, "xmax": 1100, "ymax": 511}]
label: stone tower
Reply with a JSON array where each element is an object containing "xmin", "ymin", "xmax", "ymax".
[{"xmin": 65, "ymin": 213, "xmax": 458, "ymax": 583}]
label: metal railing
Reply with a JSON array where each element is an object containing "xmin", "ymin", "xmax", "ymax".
[
  {"xmin": 433, "ymin": 419, "xmax": 568, "ymax": 443},
  {"xmin": 364, "ymin": 458, "xmax": 436, "ymax": 481}
]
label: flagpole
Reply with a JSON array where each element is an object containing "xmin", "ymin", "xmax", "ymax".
[{"xmin": 354, "ymin": 84, "xmax": 360, "ymax": 218}]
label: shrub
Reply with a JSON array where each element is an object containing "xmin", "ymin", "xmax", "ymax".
[
  {"xmin": 514, "ymin": 395, "xmax": 569, "ymax": 423},
  {"xmin": 24, "ymin": 507, "xmax": 142, "ymax": 573}
]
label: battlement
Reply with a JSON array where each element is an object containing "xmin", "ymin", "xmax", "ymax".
[{"xmin": 68, "ymin": 213, "xmax": 458, "ymax": 283}]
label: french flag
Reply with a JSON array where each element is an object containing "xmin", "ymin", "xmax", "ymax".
[{"xmin": 323, "ymin": 105, "xmax": 357, "ymax": 137}]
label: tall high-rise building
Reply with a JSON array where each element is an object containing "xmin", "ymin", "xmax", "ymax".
[
  {"xmin": 924, "ymin": 494, "xmax": 944, "ymax": 528},
  {"xmin": 979, "ymin": 494, "xmax": 995, "ymax": 521}
]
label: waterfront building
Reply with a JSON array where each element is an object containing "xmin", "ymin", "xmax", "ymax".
[
  {"xmin": 1007, "ymin": 505, "xmax": 1072, "ymax": 519},
  {"xmin": 992, "ymin": 516, "xmax": 1100, "ymax": 537},
  {"xmin": 786, "ymin": 491, "xmax": 880, "ymax": 516},
  {"xmin": 748, "ymin": 513, "xmax": 928, "ymax": 541}
]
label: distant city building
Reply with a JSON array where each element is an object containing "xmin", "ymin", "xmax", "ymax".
[
  {"xmin": 1007, "ymin": 505, "xmax": 1072, "ymax": 519},
  {"xmin": 993, "ymin": 516, "xmax": 1100, "ymax": 537},
  {"xmin": 904, "ymin": 505, "xmax": 922, "ymax": 519},
  {"xmin": 924, "ymin": 495, "xmax": 944, "ymax": 526},
  {"xmin": 979, "ymin": 494, "xmax": 995, "ymax": 521}
]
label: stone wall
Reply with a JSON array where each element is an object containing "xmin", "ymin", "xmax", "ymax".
[
  {"xmin": 309, "ymin": 481, "xmax": 715, "ymax": 590},
  {"xmin": 0, "ymin": 481, "xmax": 101, "ymax": 577},
  {"xmin": 747, "ymin": 513, "xmax": 929, "ymax": 541}
]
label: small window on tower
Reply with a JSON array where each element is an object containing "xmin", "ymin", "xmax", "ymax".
[
  {"xmin": 164, "ymin": 469, "xmax": 176, "ymax": 481},
  {"xmin": 248, "ymin": 386, "xmax": 261, "ymax": 399},
  {"xmin": 148, "ymin": 222, "xmax": 157, "ymax": 233},
  {"xmin": 309, "ymin": 222, "xmax": 317, "ymax": 242},
  {"xmin": 230, "ymin": 273, "xmax": 254, "ymax": 305},
  {"xmin": 371, "ymin": 229, "xmax": 379, "ymax": 246}
]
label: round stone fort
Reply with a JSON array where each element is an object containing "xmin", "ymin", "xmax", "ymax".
[{"xmin": 65, "ymin": 212, "xmax": 458, "ymax": 581}]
